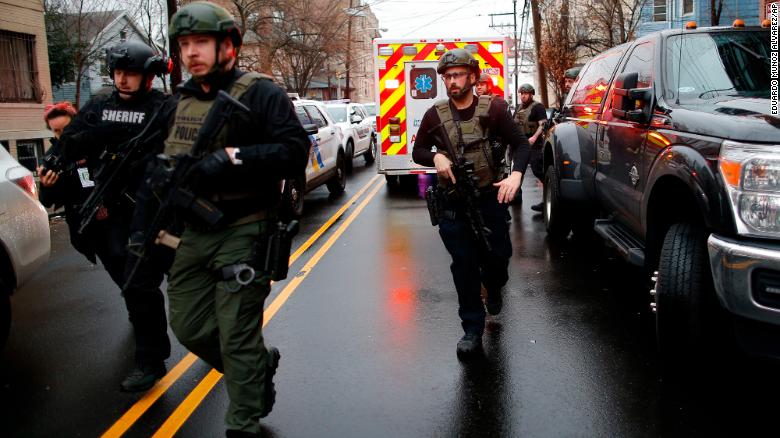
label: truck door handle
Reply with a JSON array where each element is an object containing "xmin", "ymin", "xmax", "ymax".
[{"xmin": 330, "ymin": 130, "xmax": 335, "ymax": 135}]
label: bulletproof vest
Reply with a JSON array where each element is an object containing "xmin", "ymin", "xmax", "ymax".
[
  {"xmin": 164, "ymin": 72, "xmax": 273, "ymax": 156},
  {"xmin": 514, "ymin": 100, "xmax": 544, "ymax": 136},
  {"xmin": 434, "ymin": 95, "xmax": 496, "ymax": 189}
]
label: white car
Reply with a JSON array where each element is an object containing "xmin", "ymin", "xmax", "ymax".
[
  {"xmin": 0, "ymin": 147, "xmax": 50, "ymax": 349},
  {"xmin": 283, "ymin": 99, "xmax": 347, "ymax": 218},
  {"xmin": 324, "ymin": 102, "xmax": 376, "ymax": 173}
]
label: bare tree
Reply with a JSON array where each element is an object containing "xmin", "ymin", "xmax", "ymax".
[
  {"xmin": 44, "ymin": 0, "xmax": 135, "ymax": 105},
  {"xmin": 710, "ymin": 0, "xmax": 724, "ymax": 26},
  {"xmin": 539, "ymin": 0, "xmax": 576, "ymax": 106}
]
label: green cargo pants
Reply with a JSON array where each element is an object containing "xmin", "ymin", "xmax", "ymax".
[{"xmin": 167, "ymin": 220, "xmax": 274, "ymax": 434}]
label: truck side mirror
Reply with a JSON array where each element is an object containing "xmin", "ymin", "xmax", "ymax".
[
  {"xmin": 350, "ymin": 114, "xmax": 363, "ymax": 124},
  {"xmin": 611, "ymin": 72, "xmax": 653, "ymax": 124},
  {"xmin": 303, "ymin": 124, "xmax": 319, "ymax": 135}
]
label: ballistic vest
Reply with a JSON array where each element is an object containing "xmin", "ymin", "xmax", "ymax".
[
  {"xmin": 514, "ymin": 100, "xmax": 544, "ymax": 136},
  {"xmin": 434, "ymin": 95, "xmax": 496, "ymax": 189},
  {"xmin": 164, "ymin": 72, "xmax": 273, "ymax": 156}
]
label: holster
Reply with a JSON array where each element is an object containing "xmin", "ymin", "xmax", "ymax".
[
  {"xmin": 425, "ymin": 186, "xmax": 439, "ymax": 226},
  {"xmin": 253, "ymin": 220, "xmax": 299, "ymax": 281}
]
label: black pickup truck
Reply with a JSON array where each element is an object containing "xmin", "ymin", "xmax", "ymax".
[{"xmin": 541, "ymin": 23, "xmax": 778, "ymax": 365}]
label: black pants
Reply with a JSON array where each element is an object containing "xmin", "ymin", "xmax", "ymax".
[
  {"xmin": 437, "ymin": 191, "xmax": 512, "ymax": 336},
  {"xmin": 91, "ymin": 218, "xmax": 172, "ymax": 367}
]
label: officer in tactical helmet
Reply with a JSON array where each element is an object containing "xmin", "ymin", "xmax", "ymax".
[
  {"xmin": 413, "ymin": 48, "xmax": 530, "ymax": 359},
  {"xmin": 141, "ymin": 2, "xmax": 309, "ymax": 435},
  {"xmin": 476, "ymin": 73, "xmax": 493, "ymax": 97},
  {"xmin": 513, "ymin": 83, "xmax": 547, "ymax": 211},
  {"xmin": 40, "ymin": 39, "xmax": 174, "ymax": 392},
  {"xmin": 563, "ymin": 66, "xmax": 581, "ymax": 97}
]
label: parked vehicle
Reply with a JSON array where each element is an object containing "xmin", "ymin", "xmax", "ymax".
[
  {"xmin": 372, "ymin": 37, "xmax": 510, "ymax": 181},
  {"xmin": 324, "ymin": 101, "xmax": 376, "ymax": 173},
  {"xmin": 0, "ymin": 147, "xmax": 50, "ymax": 350},
  {"xmin": 542, "ymin": 22, "xmax": 777, "ymax": 367},
  {"xmin": 283, "ymin": 99, "xmax": 347, "ymax": 219}
]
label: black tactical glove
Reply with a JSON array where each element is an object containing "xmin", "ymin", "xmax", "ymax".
[{"xmin": 192, "ymin": 149, "xmax": 231, "ymax": 178}]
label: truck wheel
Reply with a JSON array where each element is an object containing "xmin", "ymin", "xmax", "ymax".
[
  {"xmin": 345, "ymin": 140, "xmax": 354, "ymax": 174},
  {"xmin": 281, "ymin": 174, "xmax": 305, "ymax": 220},
  {"xmin": 327, "ymin": 150, "xmax": 347, "ymax": 195},
  {"xmin": 364, "ymin": 136, "xmax": 376, "ymax": 165},
  {"xmin": 0, "ymin": 278, "xmax": 10, "ymax": 352},
  {"xmin": 654, "ymin": 223, "xmax": 716, "ymax": 375},
  {"xmin": 543, "ymin": 164, "xmax": 571, "ymax": 239}
]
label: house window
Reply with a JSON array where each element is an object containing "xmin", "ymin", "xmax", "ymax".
[
  {"xmin": 16, "ymin": 139, "xmax": 43, "ymax": 172},
  {"xmin": 653, "ymin": 0, "xmax": 667, "ymax": 22},
  {"xmin": 0, "ymin": 30, "xmax": 42, "ymax": 103},
  {"xmin": 682, "ymin": 0, "xmax": 694, "ymax": 15}
]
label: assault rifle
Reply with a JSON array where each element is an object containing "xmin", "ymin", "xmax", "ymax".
[
  {"xmin": 437, "ymin": 122, "xmax": 493, "ymax": 252},
  {"xmin": 77, "ymin": 105, "xmax": 166, "ymax": 234},
  {"xmin": 123, "ymin": 90, "xmax": 250, "ymax": 291}
]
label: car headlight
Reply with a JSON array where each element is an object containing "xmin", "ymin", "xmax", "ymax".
[{"xmin": 719, "ymin": 140, "xmax": 780, "ymax": 237}]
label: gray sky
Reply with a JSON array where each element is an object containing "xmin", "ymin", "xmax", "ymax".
[{"xmin": 370, "ymin": 0, "xmax": 524, "ymax": 39}]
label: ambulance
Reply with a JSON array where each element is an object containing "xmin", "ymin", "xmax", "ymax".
[{"xmin": 372, "ymin": 37, "xmax": 510, "ymax": 180}]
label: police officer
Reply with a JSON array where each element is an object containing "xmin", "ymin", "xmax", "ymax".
[
  {"xmin": 158, "ymin": 3, "xmax": 309, "ymax": 435},
  {"xmin": 413, "ymin": 48, "xmax": 529, "ymax": 358},
  {"xmin": 563, "ymin": 66, "xmax": 581, "ymax": 97},
  {"xmin": 513, "ymin": 83, "xmax": 547, "ymax": 211},
  {"xmin": 46, "ymin": 40, "xmax": 173, "ymax": 392},
  {"xmin": 475, "ymin": 73, "xmax": 493, "ymax": 97}
]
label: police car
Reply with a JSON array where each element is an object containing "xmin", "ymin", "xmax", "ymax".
[
  {"xmin": 324, "ymin": 101, "xmax": 376, "ymax": 173},
  {"xmin": 283, "ymin": 99, "xmax": 347, "ymax": 218}
]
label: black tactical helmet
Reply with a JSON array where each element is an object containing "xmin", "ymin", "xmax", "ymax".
[
  {"xmin": 519, "ymin": 83, "xmax": 535, "ymax": 94},
  {"xmin": 106, "ymin": 40, "xmax": 168, "ymax": 77},
  {"xmin": 564, "ymin": 66, "xmax": 581, "ymax": 80},
  {"xmin": 437, "ymin": 48, "xmax": 480, "ymax": 75},
  {"xmin": 169, "ymin": 1, "xmax": 243, "ymax": 50}
]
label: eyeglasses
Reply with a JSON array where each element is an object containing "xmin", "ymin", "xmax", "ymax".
[{"xmin": 441, "ymin": 71, "xmax": 470, "ymax": 81}]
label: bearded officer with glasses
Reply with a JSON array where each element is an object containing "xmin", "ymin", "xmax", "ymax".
[{"xmin": 412, "ymin": 48, "xmax": 530, "ymax": 359}]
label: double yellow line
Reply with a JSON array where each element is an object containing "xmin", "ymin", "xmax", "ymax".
[{"xmin": 103, "ymin": 174, "xmax": 385, "ymax": 437}]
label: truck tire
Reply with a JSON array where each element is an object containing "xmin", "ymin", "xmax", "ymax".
[
  {"xmin": 327, "ymin": 150, "xmax": 347, "ymax": 195},
  {"xmin": 543, "ymin": 164, "xmax": 572, "ymax": 239},
  {"xmin": 364, "ymin": 135, "xmax": 376, "ymax": 165},
  {"xmin": 281, "ymin": 174, "xmax": 305, "ymax": 220},
  {"xmin": 654, "ymin": 223, "xmax": 716, "ymax": 375},
  {"xmin": 345, "ymin": 140, "xmax": 354, "ymax": 174},
  {"xmin": 0, "ymin": 278, "xmax": 10, "ymax": 351}
]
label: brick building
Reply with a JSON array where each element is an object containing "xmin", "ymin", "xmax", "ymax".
[{"xmin": 0, "ymin": 0, "xmax": 53, "ymax": 171}]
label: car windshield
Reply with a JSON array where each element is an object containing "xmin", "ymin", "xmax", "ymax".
[
  {"xmin": 363, "ymin": 103, "xmax": 377, "ymax": 116},
  {"xmin": 664, "ymin": 30, "xmax": 770, "ymax": 105},
  {"xmin": 325, "ymin": 105, "xmax": 348, "ymax": 123}
]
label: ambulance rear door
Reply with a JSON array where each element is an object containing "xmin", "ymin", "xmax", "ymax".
[{"xmin": 402, "ymin": 60, "xmax": 446, "ymax": 174}]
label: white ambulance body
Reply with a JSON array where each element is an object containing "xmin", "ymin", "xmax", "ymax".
[{"xmin": 372, "ymin": 37, "xmax": 510, "ymax": 177}]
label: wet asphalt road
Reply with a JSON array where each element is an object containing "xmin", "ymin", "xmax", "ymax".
[{"xmin": 1, "ymin": 159, "xmax": 778, "ymax": 437}]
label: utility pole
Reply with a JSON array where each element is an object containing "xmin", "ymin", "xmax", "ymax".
[
  {"xmin": 488, "ymin": 8, "xmax": 517, "ymax": 102},
  {"xmin": 345, "ymin": 0, "xmax": 354, "ymax": 100},
  {"xmin": 530, "ymin": 0, "xmax": 548, "ymax": 107}
]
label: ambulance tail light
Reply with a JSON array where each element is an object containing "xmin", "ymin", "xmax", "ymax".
[{"xmin": 388, "ymin": 117, "xmax": 401, "ymax": 143}]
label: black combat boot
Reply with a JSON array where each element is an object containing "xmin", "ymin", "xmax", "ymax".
[
  {"xmin": 456, "ymin": 333, "xmax": 483, "ymax": 359},
  {"xmin": 530, "ymin": 202, "xmax": 543, "ymax": 212},
  {"xmin": 260, "ymin": 347, "xmax": 281, "ymax": 418},
  {"xmin": 486, "ymin": 289, "xmax": 503, "ymax": 316},
  {"xmin": 120, "ymin": 361, "xmax": 166, "ymax": 392}
]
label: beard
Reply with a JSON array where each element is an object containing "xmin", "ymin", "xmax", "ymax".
[{"xmin": 447, "ymin": 78, "xmax": 474, "ymax": 100}]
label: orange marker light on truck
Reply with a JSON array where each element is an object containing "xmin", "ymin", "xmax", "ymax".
[{"xmin": 719, "ymin": 159, "xmax": 742, "ymax": 187}]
